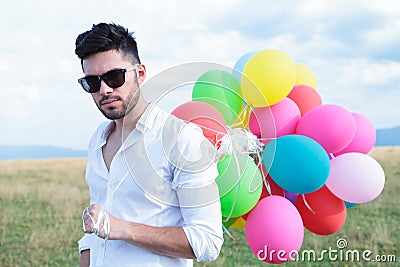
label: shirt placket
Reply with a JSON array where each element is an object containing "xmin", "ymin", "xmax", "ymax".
[{"xmin": 97, "ymin": 152, "xmax": 119, "ymax": 266}]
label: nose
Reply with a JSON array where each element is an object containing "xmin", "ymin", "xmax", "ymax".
[{"xmin": 98, "ymin": 80, "xmax": 113, "ymax": 95}]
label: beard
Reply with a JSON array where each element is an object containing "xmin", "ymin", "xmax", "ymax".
[{"xmin": 96, "ymin": 87, "xmax": 140, "ymax": 120}]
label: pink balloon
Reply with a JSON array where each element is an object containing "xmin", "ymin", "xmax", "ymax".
[
  {"xmin": 248, "ymin": 111, "xmax": 261, "ymax": 137},
  {"xmin": 246, "ymin": 196, "xmax": 304, "ymax": 264},
  {"xmin": 287, "ymin": 84, "xmax": 322, "ymax": 116},
  {"xmin": 171, "ymin": 101, "xmax": 227, "ymax": 145},
  {"xmin": 326, "ymin": 153, "xmax": 385, "ymax": 204},
  {"xmin": 334, "ymin": 113, "xmax": 376, "ymax": 156},
  {"xmin": 296, "ymin": 104, "xmax": 356, "ymax": 153},
  {"xmin": 249, "ymin": 98, "xmax": 301, "ymax": 145}
]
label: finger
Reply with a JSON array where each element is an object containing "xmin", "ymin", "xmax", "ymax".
[
  {"xmin": 82, "ymin": 206, "xmax": 98, "ymax": 233},
  {"xmin": 88, "ymin": 204, "xmax": 100, "ymax": 215},
  {"xmin": 82, "ymin": 207, "xmax": 90, "ymax": 232}
]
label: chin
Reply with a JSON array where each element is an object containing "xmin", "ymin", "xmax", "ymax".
[{"xmin": 101, "ymin": 107, "xmax": 126, "ymax": 120}]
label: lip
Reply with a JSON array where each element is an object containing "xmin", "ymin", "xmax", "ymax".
[{"xmin": 100, "ymin": 98, "xmax": 118, "ymax": 107}]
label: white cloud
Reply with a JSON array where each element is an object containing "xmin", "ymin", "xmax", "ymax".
[
  {"xmin": 362, "ymin": 18, "xmax": 400, "ymax": 47},
  {"xmin": 355, "ymin": 60, "xmax": 400, "ymax": 86},
  {"xmin": 0, "ymin": 61, "xmax": 10, "ymax": 72},
  {"xmin": 0, "ymin": 85, "xmax": 40, "ymax": 119},
  {"xmin": 362, "ymin": 0, "xmax": 400, "ymax": 15}
]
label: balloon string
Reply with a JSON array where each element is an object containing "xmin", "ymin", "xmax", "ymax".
[
  {"xmin": 256, "ymin": 155, "xmax": 272, "ymax": 196},
  {"xmin": 301, "ymin": 194, "xmax": 316, "ymax": 214},
  {"xmin": 222, "ymin": 224, "xmax": 241, "ymax": 242}
]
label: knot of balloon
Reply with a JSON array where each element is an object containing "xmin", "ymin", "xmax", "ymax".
[{"xmin": 217, "ymin": 128, "xmax": 264, "ymax": 159}]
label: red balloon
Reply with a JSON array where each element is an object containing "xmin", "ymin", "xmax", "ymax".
[
  {"xmin": 296, "ymin": 186, "xmax": 346, "ymax": 235},
  {"xmin": 259, "ymin": 163, "xmax": 285, "ymax": 198},
  {"xmin": 171, "ymin": 101, "xmax": 227, "ymax": 145},
  {"xmin": 287, "ymin": 84, "xmax": 322, "ymax": 116},
  {"xmin": 242, "ymin": 164, "xmax": 284, "ymax": 220}
]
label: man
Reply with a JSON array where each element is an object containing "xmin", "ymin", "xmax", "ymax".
[{"xmin": 75, "ymin": 23, "xmax": 223, "ymax": 267}]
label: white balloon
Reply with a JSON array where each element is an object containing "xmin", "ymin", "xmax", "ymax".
[{"xmin": 326, "ymin": 153, "xmax": 385, "ymax": 204}]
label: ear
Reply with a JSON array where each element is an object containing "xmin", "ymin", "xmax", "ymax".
[{"xmin": 136, "ymin": 64, "xmax": 146, "ymax": 86}]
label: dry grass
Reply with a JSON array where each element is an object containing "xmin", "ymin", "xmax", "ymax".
[
  {"xmin": 0, "ymin": 158, "xmax": 89, "ymax": 267},
  {"xmin": 0, "ymin": 147, "xmax": 399, "ymax": 266}
]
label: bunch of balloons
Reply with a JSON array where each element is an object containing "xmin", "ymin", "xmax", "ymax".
[{"xmin": 171, "ymin": 49, "xmax": 385, "ymax": 264}]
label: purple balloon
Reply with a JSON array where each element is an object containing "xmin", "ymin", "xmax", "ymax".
[{"xmin": 285, "ymin": 190, "xmax": 298, "ymax": 205}]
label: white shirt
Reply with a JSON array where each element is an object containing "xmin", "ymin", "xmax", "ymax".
[{"xmin": 78, "ymin": 104, "xmax": 223, "ymax": 267}]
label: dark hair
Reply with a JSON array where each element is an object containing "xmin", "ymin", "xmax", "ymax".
[{"xmin": 75, "ymin": 23, "xmax": 141, "ymax": 65}]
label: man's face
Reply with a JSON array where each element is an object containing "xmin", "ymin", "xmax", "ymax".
[{"xmin": 82, "ymin": 50, "xmax": 143, "ymax": 120}]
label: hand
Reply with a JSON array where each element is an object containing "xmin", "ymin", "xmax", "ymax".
[{"xmin": 82, "ymin": 204, "xmax": 113, "ymax": 239}]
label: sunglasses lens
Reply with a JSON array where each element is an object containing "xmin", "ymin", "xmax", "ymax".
[
  {"xmin": 82, "ymin": 76, "xmax": 101, "ymax": 93},
  {"xmin": 103, "ymin": 69, "xmax": 126, "ymax": 88}
]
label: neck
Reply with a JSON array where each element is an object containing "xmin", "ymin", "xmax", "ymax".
[{"xmin": 114, "ymin": 98, "xmax": 149, "ymax": 140}]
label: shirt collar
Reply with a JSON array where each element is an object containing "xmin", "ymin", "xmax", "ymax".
[
  {"xmin": 93, "ymin": 121, "xmax": 115, "ymax": 151},
  {"xmin": 92, "ymin": 103, "xmax": 161, "ymax": 152},
  {"xmin": 122, "ymin": 103, "xmax": 161, "ymax": 150}
]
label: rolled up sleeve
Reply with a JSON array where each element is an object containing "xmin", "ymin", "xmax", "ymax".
[
  {"xmin": 175, "ymin": 170, "xmax": 224, "ymax": 261},
  {"xmin": 181, "ymin": 196, "xmax": 224, "ymax": 261},
  {"xmin": 78, "ymin": 233, "xmax": 94, "ymax": 254},
  {"xmin": 170, "ymin": 123, "xmax": 224, "ymax": 262}
]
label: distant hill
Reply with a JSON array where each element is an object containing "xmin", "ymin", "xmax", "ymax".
[
  {"xmin": 0, "ymin": 145, "xmax": 87, "ymax": 160},
  {"xmin": 375, "ymin": 126, "xmax": 400, "ymax": 146},
  {"xmin": 0, "ymin": 126, "xmax": 397, "ymax": 160}
]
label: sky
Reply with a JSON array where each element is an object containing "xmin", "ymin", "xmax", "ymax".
[{"xmin": 0, "ymin": 0, "xmax": 399, "ymax": 149}]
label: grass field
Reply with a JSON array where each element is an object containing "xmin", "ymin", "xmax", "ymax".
[{"xmin": 0, "ymin": 147, "xmax": 398, "ymax": 266}]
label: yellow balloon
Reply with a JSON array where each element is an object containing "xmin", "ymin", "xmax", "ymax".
[
  {"xmin": 232, "ymin": 217, "xmax": 246, "ymax": 229},
  {"xmin": 295, "ymin": 63, "xmax": 317, "ymax": 89},
  {"xmin": 242, "ymin": 49, "xmax": 296, "ymax": 107},
  {"xmin": 230, "ymin": 104, "xmax": 251, "ymax": 128}
]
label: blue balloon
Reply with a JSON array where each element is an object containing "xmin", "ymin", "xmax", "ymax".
[
  {"xmin": 345, "ymin": 201, "xmax": 358, "ymax": 208},
  {"xmin": 262, "ymin": 134, "xmax": 330, "ymax": 194},
  {"xmin": 232, "ymin": 51, "xmax": 256, "ymax": 83}
]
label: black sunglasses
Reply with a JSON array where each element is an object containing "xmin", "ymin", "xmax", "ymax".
[{"xmin": 78, "ymin": 64, "xmax": 139, "ymax": 93}]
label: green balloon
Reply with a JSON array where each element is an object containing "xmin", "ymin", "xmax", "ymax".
[
  {"xmin": 222, "ymin": 217, "xmax": 235, "ymax": 229},
  {"xmin": 216, "ymin": 154, "xmax": 263, "ymax": 218},
  {"xmin": 192, "ymin": 70, "xmax": 242, "ymax": 125}
]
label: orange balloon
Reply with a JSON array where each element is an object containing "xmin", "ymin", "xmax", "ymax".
[
  {"xmin": 287, "ymin": 84, "xmax": 322, "ymax": 116},
  {"xmin": 232, "ymin": 217, "xmax": 246, "ymax": 229},
  {"xmin": 296, "ymin": 186, "xmax": 346, "ymax": 235}
]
